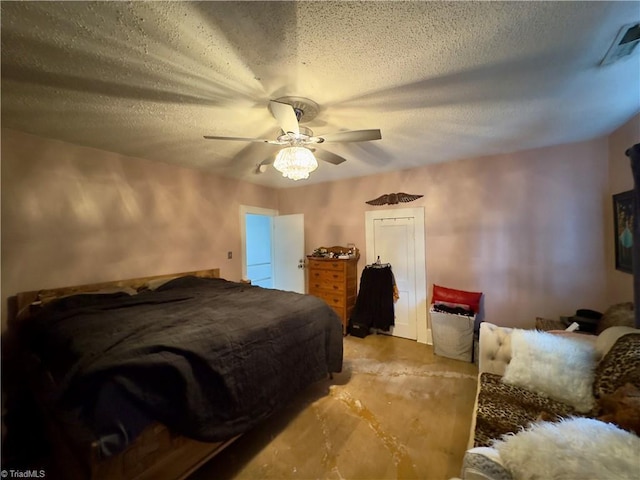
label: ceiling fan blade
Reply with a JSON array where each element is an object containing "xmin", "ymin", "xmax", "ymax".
[
  {"xmin": 315, "ymin": 149, "xmax": 347, "ymax": 165},
  {"xmin": 320, "ymin": 129, "xmax": 382, "ymax": 143},
  {"xmin": 269, "ymin": 100, "xmax": 300, "ymax": 135},
  {"xmin": 203, "ymin": 135, "xmax": 275, "ymax": 143}
]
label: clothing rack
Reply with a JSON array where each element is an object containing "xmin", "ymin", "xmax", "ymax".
[
  {"xmin": 349, "ymin": 257, "xmax": 396, "ymax": 336},
  {"xmin": 366, "ymin": 256, "xmax": 391, "ymax": 269}
]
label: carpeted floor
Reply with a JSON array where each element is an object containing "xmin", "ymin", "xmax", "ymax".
[{"xmin": 189, "ymin": 334, "xmax": 478, "ymax": 480}]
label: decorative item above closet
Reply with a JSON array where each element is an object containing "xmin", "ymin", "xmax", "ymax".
[
  {"xmin": 348, "ymin": 258, "xmax": 397, "ymax": 338},
  {"xmin": 365, "ymin": 192, "xmax": 423, "ymax": 205}
]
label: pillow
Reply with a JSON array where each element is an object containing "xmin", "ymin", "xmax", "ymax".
[
  {"xmin": 597, "ymin": 383, "xmax": 640, "ymax": 435},
  {"xmin": 596, "ymin": 302, "xmax": 634, "ymax": 334},
  {"xmin": 33, "ymin": 290, "xmax": 136, "ymax": 314},
  {"xmin": 431, "ymin": 284, "xmax": 482, "ymax": 313},
  {"xmin": 154, "ymin": 275, "xmax": 225, "ymax": 291},
  {"xmin": 462, "ymin": 447, "xmax": 512, "ymax": 480},
  {"xmin": 593, "ymin": 333, "xmax": 640, "ymax": 400},
  {"xmin": 138, "ymin": 276, "xmax": 180, "ymax": 291},
  {"xmin": 37, "ymin": 286, "xmax": 137, "ymax": 304},
  {"xmin": 595, "ymin": 326, "xmax": 639, "ymax": 359},
  {"xmin": 502, "ymin": 329, "xmax": 597, "ymax": 412},
  {"xmin": 493, "ymin": 417, "xmax": 640, "ymax": 480}
]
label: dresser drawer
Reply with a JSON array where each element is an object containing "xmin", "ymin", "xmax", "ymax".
[
  {"xmin": 307, "ymin": 259, "xmax": 346, "ymax": 272},
  {"xmin": 311, "ymin": 290, "xmax": 345, "ymax": 309},
  {"xmin": 309, "ymin": 279, "xmax": 345, "ymax": 294},
  {"xmin": 309, "ymin": 269, "xmax": 345, "ymax": 285}
]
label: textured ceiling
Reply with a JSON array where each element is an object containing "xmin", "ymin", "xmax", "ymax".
[{"xmin": 2, "ymin": 1, "xmax": 639, "ymax": 188}]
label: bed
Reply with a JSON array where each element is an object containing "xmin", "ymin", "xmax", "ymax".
[{"xmin": 4, "ymin": 268, "xmax": 343, "ymax": 479}]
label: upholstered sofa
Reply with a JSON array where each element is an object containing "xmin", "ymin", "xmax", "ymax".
[{"xmin": 460, "ymin": 321, "xmax": 640, "ymax": 480}]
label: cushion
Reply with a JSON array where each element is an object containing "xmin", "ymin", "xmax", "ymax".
[
  {"xmin": 431, "ymin": 284, "xmax": 482, "ymax": 313},
  {"xmin": 493, "ymin": 417, "xmax": 640, "ymax": 480},
  {"xmin": 595, "ymin": 326, "xmax": 639, "ymax": 359},
  {"xmin": 593, "ymin": 333, "xmax": 640, "ymax": 399},
  {"xmin": 535, "ymin": 316, "xmax": 565, "ymax": 331},
  {"xmin": 596, "ymin": 302, "xmax": 634, "ymax": 334},
  {"xmin": 502, "ymin": 329, "xmax": 597, "ymax": 413},
  {"xmin": 462, "ymin": 447, "xmax": 512, "ymax": 480},
  {"xmin": 597, "ymin": 383, "xmax": 640, "ymax": 435},
  {"xmin": 478, "ymin": 322, "xmax": 513, "ymax": 377}
]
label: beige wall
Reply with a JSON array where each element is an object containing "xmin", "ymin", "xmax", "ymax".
[
  {"xmin": 1, "ymin": 129, "xmax": 278, "ymax": 329},
  {"xmin": 279, "ymin": 139, "xmax": 611, "ymax": 329},
  {"xmin": 3, "ymin": 118, "xmax": 635, "ymax": 332},
  {"xmin": 607, "ymin": 114, "xmax": 639, "ymax": 304}
]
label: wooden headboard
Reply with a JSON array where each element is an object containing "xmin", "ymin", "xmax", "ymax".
[{"xmin": 10, "ymin": 268, "xmax": 220, "ymax": 326}]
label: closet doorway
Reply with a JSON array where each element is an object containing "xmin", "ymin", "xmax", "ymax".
[{"xmin": 365, "ymin": 207, "xmax": 428, "ymax": 343}]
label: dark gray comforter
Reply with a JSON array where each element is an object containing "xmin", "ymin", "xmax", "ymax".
[{"xmin": 21, "ymin": 276, "xmax": 343, "ymax": 446}]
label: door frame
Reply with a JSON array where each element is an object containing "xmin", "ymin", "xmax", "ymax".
[
  {"xmin": 239, "ymin": 205, "xmax": 278, "ymax": 282},
  {"xmin": 365, "ymin": 207, "xmax": 429, "ymax": 344}
]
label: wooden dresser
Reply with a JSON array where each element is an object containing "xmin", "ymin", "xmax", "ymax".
[{"xmin": 307, "ymin": 247, "xmax": 359, "ymax": 334}]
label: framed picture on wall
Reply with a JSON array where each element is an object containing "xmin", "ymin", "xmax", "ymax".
[{"xmin": 613, "ymin": 190, "xmax": 634, "ymax": 274}]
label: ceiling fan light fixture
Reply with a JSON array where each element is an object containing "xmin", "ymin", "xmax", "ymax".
[{"xmin": 273, "ymin": 146, "xmax": 318, "ymax": 181}]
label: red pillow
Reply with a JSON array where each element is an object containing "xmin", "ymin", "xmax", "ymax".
[{"xmin": 432, "ymin": 284, "xmax": 482, "ymax": 313}]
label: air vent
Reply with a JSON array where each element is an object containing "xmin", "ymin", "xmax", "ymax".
[{"xmin": 601, "ymin": 22, "xmax": 640, "ymax": 66}]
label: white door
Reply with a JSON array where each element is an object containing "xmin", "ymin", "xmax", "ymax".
[
  {"xmin": 273, "ymin": 213, "xmax": 305, "ymax": 293},
  {"xmin": 373, "ymin": 217, "xmax": 416, "ymax": 340},
  {"xmin": 365, "ymin": 208, "xmax": 428, "ymax": 343},
  {"xmin": 240, "ymin": 207, "xmax": 305, "ymax": 294}
]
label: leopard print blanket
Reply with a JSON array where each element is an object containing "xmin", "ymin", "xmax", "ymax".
[
  {"xmin": 473, "ymin": 373, "xmax": 580, "ymax": 447},
  {"xmin": 473, "ymin": 333, "xmax": 640, "ymax": 448}
]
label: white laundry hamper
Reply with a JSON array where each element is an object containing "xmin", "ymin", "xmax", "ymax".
[{"xmin": 430, "ymin": 306, "xmax": 476, "ymax": 362}]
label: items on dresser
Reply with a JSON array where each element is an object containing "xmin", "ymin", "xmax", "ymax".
[{"xmin": 307, "ymin": 246, "xmax": 359, "ymax": 335}]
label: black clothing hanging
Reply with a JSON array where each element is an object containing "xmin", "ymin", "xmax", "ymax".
[{"xmin": 348, "ymin": 262, "xmax": 395, "ymax": 336}]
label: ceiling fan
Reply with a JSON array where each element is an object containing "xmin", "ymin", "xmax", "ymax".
[{"xmin": 203, "ymin": 96, "xmax": 382, "ymax": 177}]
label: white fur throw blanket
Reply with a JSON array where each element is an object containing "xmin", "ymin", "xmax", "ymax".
[
  {"xmin": 493, "ymin": 417, "xmax": 640, "ymax": 480},
  {"xmin": 502, "ymin": 329, "xmax": 596, "ymax": 412}
]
